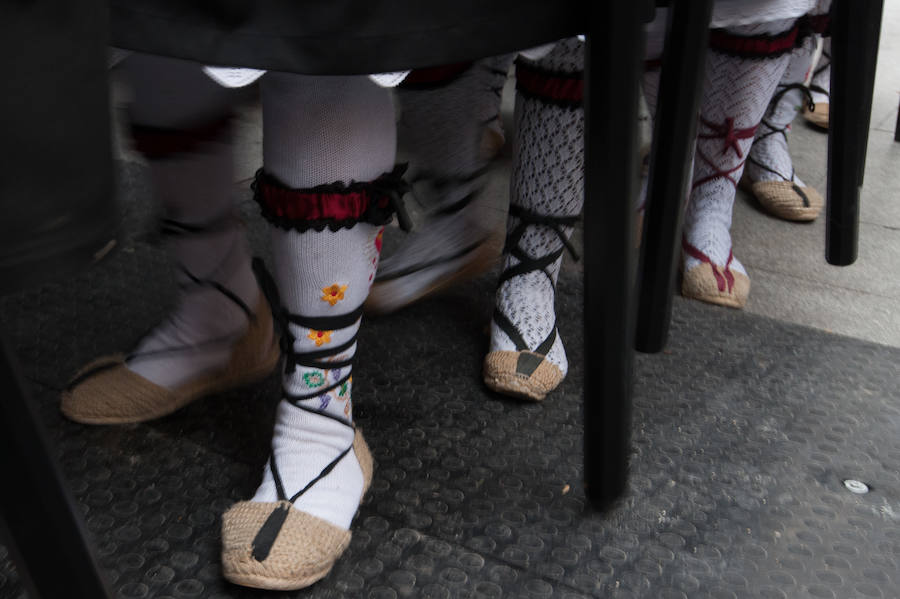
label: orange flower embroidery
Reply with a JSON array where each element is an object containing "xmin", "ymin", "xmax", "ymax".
[
  {"xmin": 307, "ymin": 330, "xmax": 333, "ymax": 346},
  {"xmin": 321, "ymin": 283, "xmax": 348, "ymax": 306}
]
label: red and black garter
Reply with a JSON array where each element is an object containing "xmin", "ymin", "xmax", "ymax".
[
  {"xmin": 252, "ymin": 165, "xmax": 411, "ymax": 233},
  {"xmin": 514, "ymin": 58, "xmax": 583, "ymax": 109},
  {"xmin": 130, "ymin": 116, "xmax": 232, "ymax": 159}
]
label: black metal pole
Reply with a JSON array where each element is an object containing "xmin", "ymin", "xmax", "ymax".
[
  {"xmin": 826, "ymin": 0, "xmax": 883, "ymax": 265},
  {"xmin": 853, "ymin": 1, "xmax": 884, "ymax": 187},
  {"xmin": 0, "ymin": 334, "xmax": 113, "ymax": 598},
  {"xmin": 894, "ymin": 95, "xmax": 900, "ymax": 143},
  {"xmin": 582, "ymin": 0, "xmax": 646, "ymax": 510},
  {"xmin": 634, "ymin": 0, "xmax": 714, "ymax": 353}
]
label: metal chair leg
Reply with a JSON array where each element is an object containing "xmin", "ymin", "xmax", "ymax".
[
  {"xmin": 0, "ymin": 334, "xmax": 112, "ymax": 598},
  {"xmin": 634, "ymin": 0, "xmax": 714, "ymax": 353},
  {"xmin": 583, "ymin": 1, "xmax": 647, "ymax": 510},
  {"xmin": 826, "ymin": 0, "xmax": 884, "ymax": 265}
]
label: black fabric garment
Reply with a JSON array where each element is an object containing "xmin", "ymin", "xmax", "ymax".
[{"xmin": 110, "ymin": 0, "xmax": 585, "ymax": 75}]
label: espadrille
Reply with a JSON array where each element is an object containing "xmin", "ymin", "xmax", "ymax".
[
  {"xmin": 483, "ymin": 350, "xmax": 564, "ymax": 401},
  {"xmin": 483, "ymin": 204, "xmax": 580, "ymax": 401},
  {"xmin": 221, "ymin": 428, "xmax": 373, "ymax": 590},
  {"xmin": 749, "ymin": 180, "xmax": 822, "ymax": 221},
  {"xmin": 803, "ymin": 102, "xmax": 829, "ymax": 130},
  {"xmin": 61, "ymin": 295, "xmax": 280, "ymax": 424},
  {"xmin": 682, "ymin": 262, "xmax": 750, "ymax": 309}
]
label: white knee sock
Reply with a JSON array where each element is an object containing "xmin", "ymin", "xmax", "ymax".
[
  {"xmin": 251, "ymin": 73, "xmax": 396, "ymax": 529},
  {"xmin": 745, "ymin": 34, "xmax": 817, "ymax": 185},
  {"xmin": 397, "ymin": 56, "xmax": 514, "ymax": 212},
  {"xmin": 119, "ymin": 53, "xmax": 258, "ymax": 389},
  {"xmin": 489, "ymin": 38, "xmax": 584, "ymax": 373},
  {"xmin": 683, "ymin": 21, "xmax": 795, "ymax": 276}
]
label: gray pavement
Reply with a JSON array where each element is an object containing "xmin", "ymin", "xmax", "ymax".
[{"xmin": 732, "ymin": 0, "xmax": 900, "ymax": 347}]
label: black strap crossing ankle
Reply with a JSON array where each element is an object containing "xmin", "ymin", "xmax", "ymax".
[
  {"xmin": 492, "ymin": 205, "xmax": 580, "ymax": 357},
  {"xmin": 66, "ymin": 217, "xmax": 256, "ymax": 389},
  {"xmin": 745, "ymin": 83, "xmax": 815, "ymax": 196},
  {"xmin": 248, "ymin": 258, "xmax": 359, "ymax": 561}
]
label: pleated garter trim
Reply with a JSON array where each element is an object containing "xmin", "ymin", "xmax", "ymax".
[
  {"xmin": 252, "ymin": 165, "xmax": 410, "ymax": 232},
  {"xmin": 514, "ymin": 58, "xmax": 583, "ymax": 108}
]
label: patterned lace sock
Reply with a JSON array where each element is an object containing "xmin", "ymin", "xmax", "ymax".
[
  {"xmin": 682, "ymin": 20, "xmax": 797, "ymax": 282},
  {"xmin": 488, "ymin": 38, "xmax": 584, "ymax": 377},
  {"xmin": 371, "ymin": 56, "xmax": 515, "ymax": 299},
  {"xmin": 119, "ymin": 53, "xmax": 259, "ymax": 390},
  {"xmin": 396, "ymin": 55, "xmax": 515, "ymax": 212},
  {"xmin": 250, "ymin": 72, "xmax": 398, "ymax": 529},
  {"xmin": 744, "ymin": 33, "xmax": 817, "ymax": 185}
]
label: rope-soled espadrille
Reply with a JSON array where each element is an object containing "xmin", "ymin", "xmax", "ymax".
[
  {"xmin": 61, "ymin": 295, "xmax": 280, "ymax": 424},
  {"xmin": 803, "ymin": 102, "xmax": 829, "ymax": 129},
  {"xmin": 483, "ymin": 350, "xmax": 564, "ymax": 401},
  {"xmin": 221, "ymin": 429, "xmax": 373, "ymax": 590},
  {"xmin": 742, "ymin": 82, "xmax": 824, "ymax": 223},
  {"xmin": 749, "ymin": 180, "xmax": 823, "ymax": 221},
  {"xmin": 483, "ymin": 205, "xmax": 579, "ymax": 401},
  {"xmin": 682, "ymin": 262, "xmax": 750, "ymax": 309}
]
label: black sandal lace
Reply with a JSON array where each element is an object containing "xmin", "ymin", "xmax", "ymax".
[
  {"xmin": 67, "ymin": 216, "xmax": 255, "ymax": 389},
  {"xmin": 745, "ymin": 83, "xmax": 816, "ymax": 204},
  {"xmin": 491, "ymin": 205, "xmax": 580, "ymax": 364},
  {"xmin": 249, "ymin": 258, "xmax": 360, "ymax": 561}
]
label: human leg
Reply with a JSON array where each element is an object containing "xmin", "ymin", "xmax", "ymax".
[
  {"xmin": 483, "ymin": 38, "xmax": 584, "ymax": 401},
  {"xmin": 220, "ymin": 72, "xmax": 401, "ymax": 590},
  {"xmin": 681, "ymin": 20, "xmax": 797, "ymax": 309},
  {"xmin": 366, "ymin": 55, "xmax": 514, "ymax": 314},
  {"xmin": 62, "ymin": 53, "xmax": 278, "ymax": 423}
]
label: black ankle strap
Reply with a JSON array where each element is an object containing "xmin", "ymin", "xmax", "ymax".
[
  {"xmin": 251, "ymin": 258, "xmax": 358, "ymax": 399},
  {"xmin": 505, "ymin": 205, "xmax": 581, "ymax": 261},
  {"xmin": 491, "ymin": 205, "xmax": 580, "ymax": 353},
  {"xmin": 748, "ymin": 83, "xmax": 816, "ymax": 183},
  {"xmin": 251, "ymin": 407, "xmax": 356, "ymax": 562}
]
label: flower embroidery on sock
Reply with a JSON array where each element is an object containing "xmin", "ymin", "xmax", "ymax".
[
  {"xmin": 321, "ymin": 283, "xmax": 348, "ymax": 306},
  {"xmin": 375, "ymin": 228, "xmax": 384, "ymax": 253},
  {"xmin": 303, "ymin": 371, "xmax": 326, "ymax": 388},
  {"xmin": 319, "ymin": 393, "xmax": 331, "ymax": 411},
  {"xmin": 308, "ymin": 330, "xmax": 333, "ymax": 346},
  {"xmin": 338, "ymin": 379, "xmax": 350, "ymax": 397}
]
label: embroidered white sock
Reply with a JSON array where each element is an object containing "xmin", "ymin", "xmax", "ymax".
[
  {"xmin": 745, "ymin": 34, "xmax": 817, "ymax": 185},
  {"xmin": 120, "ymin": 53, "xmax": 259, "ymax": 390},
  {"xmin": 489, "ymin": 39, "xmax": 584, "ymax": 374},
  {"xmin": 683, "ymin": 21, "xmax": 794, "ymax": 276},
  {"xmin": 250, "ymin": 72, "xmax": 395, "ymax": 529}
]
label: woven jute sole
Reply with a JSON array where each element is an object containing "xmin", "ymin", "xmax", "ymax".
[
  {"xmin": 751, "ymin": 180, "xmax": 823, "ymax": 222},
  {"xmin": 60, "ymin": 296, "xmax": 280, "ymax": 424},
  {"xmin": 366, "ymin": 236, "xmax": 499, "ymax": 316},
  {"xmin": 803, "ymin": 102, "xmax": 829, "ymax": 130},
  {"xmin": 221, "ymin": 430, "xmax": 374, "ymax": 590},
  {"xmin": 483, "ymin": 350, "xmax": 564, "ymax": 401},
  {"xmin": 681, "ymin": 262, "xmax": 750, "ymax": 309}
]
